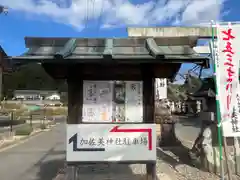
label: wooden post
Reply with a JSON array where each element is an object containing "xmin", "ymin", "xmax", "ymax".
[
  {"xmin": 0, "ymin": 66, "xmax": 2, "ymax": 101},
  {"xmin": 66, "ymin": 68, "xmax": 83, "ymax": 176},
  {"xmin": 142, "ymin": 65, "xmax": 156, "ymax": 180},
  {"xmin": 67, "ymin": 69, "xmax": 83, "ymax": 124}
]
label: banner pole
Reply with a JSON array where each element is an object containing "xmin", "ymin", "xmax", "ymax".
[{"xmin": 210, "ymin": 20, "xmax": 225, "ymax": 179}]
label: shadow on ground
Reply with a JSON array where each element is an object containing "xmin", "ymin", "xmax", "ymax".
[
  {"xmin": 36, "ymin": 154, "xmax": 164, "ymax": 180},
  {"xmin": 157, "ymin": 141, "xmax": 210, "ymax": 174},
  {"xmin": 158, "ymin": 145, "xmax": 192, "ymax": 165},
  {"xmin": 37, "ymin": 158, "xmax": 65, "ymax": 180},
  {"xmin": 34, "ymin": 149, "xmax": 65, "ymax": 180},
  {"xmin": 37, "ymin": 160, "xmax": 160, "ymax": 180}
]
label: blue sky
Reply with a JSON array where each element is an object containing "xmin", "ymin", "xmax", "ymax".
[{"xmin": 0, "ymin": 0, "xmax": 239, "ymax": 82}]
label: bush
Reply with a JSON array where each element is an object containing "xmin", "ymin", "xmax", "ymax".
[
  {"xmin": 45, "ymin": 107, "xmax": 67, "ymax": 116},
  {"xmin": 39, "ymin": 123, "xmax": 47, "ymax": 130},
  {"xmin": 15, "ymin": 125, "xmax": 33, "ymax": 136}
]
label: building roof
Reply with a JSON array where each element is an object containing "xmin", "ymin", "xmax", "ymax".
[
  {"xmin": 186, "ymin": 76, "xmax": 216, "ymax": 99},
  {"xmin": 14, "ymin": 90, "xmax": 58, "ymax": 95},
  {"xmin": 190, "ymin": 77, "xmax": 216, "ymax": 98},
  {"xmin": 0, "ymin": 45, "xmax": 13, "ymax": 72},
  {"xmin": 190, "ymin": 89, "xmax": 215, "ymax": 98},
  {"xmin": 0, "ymin": 46, "xmax": 7, "ymax": 57},
  {"xmin": 9, "ymin": 37, "xmax": 209, "ymax": 66}
]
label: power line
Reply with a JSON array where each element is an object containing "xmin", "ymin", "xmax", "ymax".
[
  {"xmin": 91, "ymin": 0, "xmax": 96, "ymax": 29},
  {"xmin": 84, "ymin": 0, "xmax": 90, "ymax": 29},
  {"xmin": 96, "ymin": 0, "xmax": 104, "ymax": 33},
  {"xmin": 0, "ymin": 5, "xmax": 8, "ymax": 15}
]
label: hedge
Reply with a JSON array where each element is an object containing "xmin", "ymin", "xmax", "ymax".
[{"xmin": 0, "ymin": 120, "xmax": 26, "ymax": 127}]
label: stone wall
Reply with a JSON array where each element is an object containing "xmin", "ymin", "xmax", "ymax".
[{"xmin": 199, "ymin": 112, "xmax": 240, "ymax": 177}]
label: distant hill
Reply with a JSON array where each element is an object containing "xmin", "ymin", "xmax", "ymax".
[{"xmin": 2, "ymin": 63, "xmax": 67, "ymax": 99}]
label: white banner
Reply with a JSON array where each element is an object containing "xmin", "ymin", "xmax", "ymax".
[
  {"xmin": 155, "ymin": 78, "xmax": 167, "ymax": 100},
  {"xmin": 216, "ymin": 23, "xmax": 240, "ymax": 136}
]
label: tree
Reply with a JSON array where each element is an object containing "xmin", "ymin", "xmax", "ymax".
[{"xmin": 2, "ymin": 63, "xmax": 66, "ymax": 99}]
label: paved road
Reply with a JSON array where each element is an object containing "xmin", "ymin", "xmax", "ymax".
[
  {"xmin": 175, "ymin": 116, "xmax": 201, "ymax": 148},
  {"xmin": 0, "ymin": 123, "xmax": 65, "ymax": 180}
]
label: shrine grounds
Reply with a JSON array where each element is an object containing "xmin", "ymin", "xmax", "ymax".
[{"xmin": 1, "ymin": 115, "xmax": 238, "ymax": 180}]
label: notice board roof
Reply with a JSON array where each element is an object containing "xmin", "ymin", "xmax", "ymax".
[{"xmin": 10, "ymin": 37, "xmax": 209, "ymax": 67}]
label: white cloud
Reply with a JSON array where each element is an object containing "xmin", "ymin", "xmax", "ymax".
[{"xmin": 0, "ymin": 0, "xmax": 229, "ymax": 31}]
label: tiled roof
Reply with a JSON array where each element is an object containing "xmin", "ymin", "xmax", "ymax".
[
  {"xmin": 191, "ymin": 77, "xmax": 216, "ymax": 97},
  {"xmin": 0, "ymin": 46, "xmax": 7, "ymax": 57},
  {"xmin": 10, "ymin": 37, "xmax": 209, "ymax": 66},
  {"xmin": 14, "ymin": 90, "xmax": 58, "ymax": 96},
  {"xmin": 0, "ymin": 45, "xmax": 13, "ymax": 72}
]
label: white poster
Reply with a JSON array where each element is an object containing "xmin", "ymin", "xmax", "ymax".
[
  {"xmin": 215, "ymin": 23, "xmax": 240, "ymax": 136},
  {"xmin": 82, "ymin": 81, "xmax": 113, "ymax": 122},
  {"xmin": 155, "ymin": 78, "xmax": 167, "ymax": 100},
  {"xmin": 125, "ymin": 81, "xmax": 143, "ymax": 122}
]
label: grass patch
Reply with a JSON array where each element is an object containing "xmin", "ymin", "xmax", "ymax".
[
  {"xmin": 14, "ymin": 109, "xmax": 29, "ymax": 117},
  {"xmin": 0, "ymin": 103, "xmax": 29, "ymax": 120},
  {"xmin": 1, "ymin": 103, "xmax": 24, "ymax": 110},
  {"xmin": 15, "ymin": 125, "xmax": 33, "ymax": 136}
]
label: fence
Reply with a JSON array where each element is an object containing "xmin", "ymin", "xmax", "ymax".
[{"xmin": 0, "ymin": 109, "xmax": 56, "ymax": 140}]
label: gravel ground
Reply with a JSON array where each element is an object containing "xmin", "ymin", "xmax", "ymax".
[
  {"xmin": 55, "ymin": 148, "xmax": 223, "ymax": 180},
  {"xmin": 157, "ymin": 148, "xmax": 219, "ymax": 180},
  {"xmin": 53, "ymin": 115, "xmax": 240, "ymax": 180},
  {"xmin": 57, "ymin": 162, "xmax": 219, "ymax": 180}
]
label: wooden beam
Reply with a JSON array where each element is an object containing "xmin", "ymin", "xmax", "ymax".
[
  {"xmin": 103, "ymin": 39, "xmax": 113, "ymax": 59},
  {"xmin": 11, "ymin": 55, "xmax": 208, "ymax": 66},
  {"xmin": 128, "ymin": 27, "xmax": 216, "ymax": 38},
  {"xmin": 54, "ymin": 38, "xmax": 77, "ymax": 59},
  {"xmin": 67, "ymin": 66, "xmax": 83, "ymax": 124}
]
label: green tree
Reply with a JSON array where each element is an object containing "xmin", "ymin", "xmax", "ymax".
[{"xmin": 2, "ymin": 63, "xmax": 66, "ymax": 99}]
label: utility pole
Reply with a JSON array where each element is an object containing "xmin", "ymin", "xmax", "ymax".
[
  {"xmin": 0, "ymin": 5, "xmax": 8, "ymax": 15},
  {"xmin": 0, "ymin": 6, "xmax": 8, "ymax": 101}
]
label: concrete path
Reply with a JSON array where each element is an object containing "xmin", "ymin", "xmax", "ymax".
[
  {"xmin": 175, "ymin": 116, "xmax": 201, "ymax": 148},
  {"xmin": 0, "ymin": 123, "xmax": 65, "ymax": 180}
]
